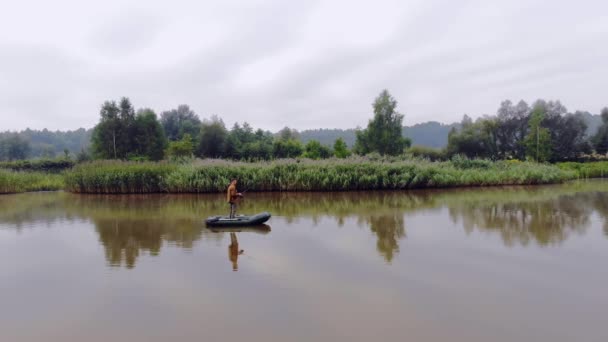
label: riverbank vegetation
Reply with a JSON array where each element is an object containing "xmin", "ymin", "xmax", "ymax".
[
  {"xmin": 64, "ymin": 158, "xmax": 576, "ymax": 194},
  {"xmin": 0, "ymin": 169, "xmax": 64, "ymax": 194},
  {"xmin": 5, "ymin": 90, "xmax": 608, "ymax": 164},
  {"xmin": 4, "ymin": 89, "xmax": 608, "ymax": 194},
  {"xmin": 4, "ymin": 180, "xmax": 608, "ymax": 266},
  {"xmin": 1, "ymin": 157, "xmax": 604, "ymax": 195},
  {"xmin": 557, "ymin": 161, "xmax": 608, "ymax": 178}
]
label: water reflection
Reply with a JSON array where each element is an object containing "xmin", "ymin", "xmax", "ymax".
[
  {"xmin": 228, "ymin": 233, "xmax": 243, "ymax": 271},
  {"xmin": 364, "ymin": 214, "xmax": 406, "ymax": 263},
  {"xmin": 449, "ymin": 193, "xmax": 592, "ymax": 247},
  {"xmin": 93, "ymin": 218, "xmax": 206, "ymax": 268},
  {"xmin": 1, "ymin": 180, "xmax": 608, "ymax": 267},
  {"xmin": 588, "ymin": 192, "xmax": 608, "ymax": 238}
]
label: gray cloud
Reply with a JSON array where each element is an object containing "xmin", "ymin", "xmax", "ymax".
[
  {"xmin": 1, "ymin": 0, "xmax": 607, "ymax": 131},
  {"xmin": 88, "ymin": 11, "xmax": 166, "ymax": 58}
]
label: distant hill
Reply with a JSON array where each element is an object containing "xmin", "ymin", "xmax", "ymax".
[
  {"xmin": 403, "ymin": 121, "xmax": 460, "ymax": 148},
  {"xmin": 299, "ymin": 128, "xmax": 358, "ymax": 147},
  {"xmin": 301, "ymin": 121, "xmax": 459, "ymax": 149},
  {"xmin": 0, "ymin": 128, "xmax": 92, "ymax": 158},
  {"xmin": 301, "ymin": 114, "xmax": 602, "ymax": 149}
]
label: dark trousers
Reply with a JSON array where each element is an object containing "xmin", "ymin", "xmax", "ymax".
[{"xmin": 229, "ymin": 202, "xmax": 237, "ymax": 218}]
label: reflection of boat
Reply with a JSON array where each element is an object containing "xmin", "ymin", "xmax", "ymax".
[
  {"xmin": 208, "ymin": 224, "xmax": 271, "ymax": 234},
  {"xmin": 205, "ymin": 212, "xmax": 271, "ymax": 227}
]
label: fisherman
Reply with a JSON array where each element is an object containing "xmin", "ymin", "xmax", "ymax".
[{"xmin": 227, "ymin": 179, "xmax": 243, "ymax": 218}]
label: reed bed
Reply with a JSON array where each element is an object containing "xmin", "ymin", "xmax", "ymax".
[
  {"xmin": 64, "ymin": 160, "xmax": 177, "ymax": 193},
  {"xmin": 0, "ymin": 170, "xmax": 64, "ymax": 194},
  {"xmin": 557, "ymin": 161, "xmax": 608, "ymax": 179},
  {"xmin": 64, "ymin": 158, "xmax": 577, "ymax": 194}
]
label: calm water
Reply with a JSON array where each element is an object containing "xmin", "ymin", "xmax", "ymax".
[{"xmin": 1, "ymin": 181, "xmax": 607, "ymax": 342}]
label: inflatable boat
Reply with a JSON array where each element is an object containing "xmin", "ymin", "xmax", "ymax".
[
  {"xmin": 207, "ymin": 224, "xmax": 271, "ymax": 234},
  {"xmin": 205, "ymin": 212, "xmax": 271, "ymax": 227}
]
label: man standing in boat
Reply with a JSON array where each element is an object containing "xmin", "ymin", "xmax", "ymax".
[{"xmin": 227, "ymin": 179, "xmax": 243, "ymax": 218}]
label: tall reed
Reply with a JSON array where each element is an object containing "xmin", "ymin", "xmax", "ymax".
[
  {"xmin": 557, "ymin": 161, "xmax": 608, "ymax": 179},
  {"xmin": 64, "ymin": 158, "xmax": 577, "ymax": 194},
  {"xmin": 0, "ymin": 170, "xmax": 64, "ymax": 194}
]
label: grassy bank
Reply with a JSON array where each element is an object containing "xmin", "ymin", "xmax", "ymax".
[
  {"xmin": 0, "ymin": 170, "xmax": 64, "ymax": 194},
  {"xmin": 557, "ymin": 161, "xmax": 608, "ymax": 179},
  {"xmin": 64, "ymin": 158, "xmax": 577, "ymax": 194}
]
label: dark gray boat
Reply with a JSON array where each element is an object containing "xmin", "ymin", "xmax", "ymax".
[
  {"xmin": 207, "ymin": 224, "xmax": 271, "ymax": 234},
  {"xmin": 205, "ymin": 212, "xmax": 271, "ymax": 227}
]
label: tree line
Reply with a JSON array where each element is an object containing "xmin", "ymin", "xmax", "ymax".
[
  {"xmin": 89, "ymin": 90, "xmax": 404, "ymax": 161},
  {"xmin": 447, "ymin": 100, "xmax": 608, "ymax": 162},
  {"xmin": 3, "ymin": 90, "xmax": 608, "ymax": 162},
  {"xmin": 0, "ymin": 129, "xmax": 91, "ymax": 161}
]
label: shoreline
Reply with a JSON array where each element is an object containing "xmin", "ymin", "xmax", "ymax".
[
  {"xmin": 3, "ymin": 159, "xmax": 607, "ymax": 195},
  {"xmin": 2, "ymin": 176, "xmax": 606, "ymax": 196}
]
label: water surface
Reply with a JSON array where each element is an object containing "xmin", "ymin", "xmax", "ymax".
[{"xmin": 1, "ymin": 180, "xmax": 607, "ymax": 342}]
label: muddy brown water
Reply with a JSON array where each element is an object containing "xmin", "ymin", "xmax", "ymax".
[{"xmin": 1, "ymin": 180, "xmax": 607, "ymax": 342}]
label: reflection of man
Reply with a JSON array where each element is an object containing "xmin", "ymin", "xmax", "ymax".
[
  {"xmin": 227, "ymin": 179, "xmax": 243, "ymax": 218},
  {"xmin": 228, "ymin": 232, "xmax": 244, "ymax": 271}
]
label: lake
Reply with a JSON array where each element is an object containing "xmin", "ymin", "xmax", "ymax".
[{"xmin": 1, "ymin": 180, "xmax": 607, "ymax": 342}]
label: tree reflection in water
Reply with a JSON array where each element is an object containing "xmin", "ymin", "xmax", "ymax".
[
  {"xmin": 449, "ymin": 193, "xmax": 593, "ymax": 247},
  {"xmin": 94, "ymin": 218, "xmax": 206, "ymax": 268},
  {"xmin": 589, "ymin": 192, "xmax": 608, "ymax": 238},
  {"xmin": 2, "ymin": 181, "xmax": 608, "ymax": 268},
  {"xmin": 362, "ymin": 214, "xmax": 406, "ymax": 263}
]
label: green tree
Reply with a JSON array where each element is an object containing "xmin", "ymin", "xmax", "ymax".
[
  {"xmin": 446, "ymin": 115, "xmax": 498, "ymax": 159},
  {"xmin": 354, "ymin": 90, "xmax": 411, "ymax": 155},
  {"xmin": 303, "ymin": 140, "xmax": 332, "ymax": 159},
  {"xmin": 495, "ymin": 100, "xmax": 530, "ymax": 159},
  {"xmin": 165, "ymin": 134, "xmax": 194, "ymax": 159},
  {"xmin": 548, "ymin": 112, "xmax": 589, "ymax": 161},
  {"xmin": 225, "ymin": 122, "xmax": 255, "ymax": 159},
  {"xmin": 130, "ymin": 109, "xmax": 167, "ymax": 161},
  {"xmin": 160, "ymin": 105, "xmax": 201, "ymax": 141},
  {"xmin": 524, "ymin": 106, "xmax": 552, "ymax": 162},
  {"xmin": 197, "ymin": 116, "xmax": 228, "ymax": 158},
  {"xmin": 91, "ymin": 100, "xmax": 120, "ymax": 159},
  {"xmin": 91, "ymin": 98, "xmax": 135, "ymax": 159},
  {"xmin": 333, "ymin": 137, "xmax": 351, "ymax": 158},
  {"xmin": 272, "ymin": 139, "xmax": 303, "ymax": 158},
  {"xmin": 117, "ymin": 97, "xmax": 136, "ymax": 158},
  {"xmin": 593, "ymin": 107, "xmax": 608, "ymax": 155},
  {"xmin": 277, "ymin": 127, "xmax": 300, "ymax": 141},
  {"xmin": 0, "ymin": 133, "xmax": 30, "ymax": 161},
  {"xmin": 240, "ymin": 129, "xmax": 274, "ymax": 160},
  {"xmin": 91, "ymin": 97, "xmax": 166, "ymax": 160}
]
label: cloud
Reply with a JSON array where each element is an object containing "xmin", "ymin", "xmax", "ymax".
[
  {"xmin": 1, "ymin": 0, "xmax": 608, "ymax": 131},
  {"xmin": 87, "ymin": 11, "xmax": 166, "ymax": 58}
]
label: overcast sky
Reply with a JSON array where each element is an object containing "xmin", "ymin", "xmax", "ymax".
[{"xmin": 1, "ymin": 0, "xmax": 607, "ymax": 131}]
